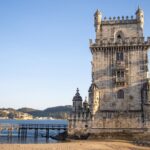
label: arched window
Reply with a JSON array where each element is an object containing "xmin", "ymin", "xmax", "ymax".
[
  {"xmin": 117, "ymin": 71, "xmax": 124, "ymax": 78},
  {"xmin": 115, "ymin": 30, "xmax": 124, "ymax": 42},
  {"xmin": 117, "ymin": 34, "xmax": 122, "ymax": 40},
  {"xmin": 116, "ymin": 52, "xmax": 124, "ymax": 61},
  {"xmin": 117, "ymin": 90, "xmax": 124, "ymax": 99}
]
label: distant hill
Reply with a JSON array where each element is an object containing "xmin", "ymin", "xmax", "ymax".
[
  {"xmin": 17, "ymin": 107, "xmax": 39, "ymax": 113},
  {"xmin": 43, "ymin": 105, "xmax": 72, "ymax": 119},
  {"xmin": 18, "ymin": 105, "xmax": 72, "ymax": 119}
]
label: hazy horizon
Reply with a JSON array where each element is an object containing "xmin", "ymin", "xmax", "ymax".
[{"xmin": 0, "ymin": 0, "xmax": 150, "ymax": 109}]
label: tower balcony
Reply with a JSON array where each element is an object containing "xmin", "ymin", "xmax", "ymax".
[
  {"xmin": 116, "ymin": 61, "xmax": 125, "ymax": 69},
  {"xmin": 115, "ymin": 77, "xmax": 127, "ymax": 86},
  {"xmin": 116, "ymin": 77, "xmax": 125, "ymax": 82},
  {"xmin": 115, "ymin": 61, "xmax": 128, "ymax": 70}
]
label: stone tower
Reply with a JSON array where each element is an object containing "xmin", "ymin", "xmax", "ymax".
[
  {"xmin": 69, "ymin": 7, "xmax": 150, "ymax": 134},
  {"xmin": 89, "ymin": 7, "xmax": 150, "ymax": 129}
]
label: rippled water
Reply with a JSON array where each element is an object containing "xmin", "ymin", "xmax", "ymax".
[{"xmin": 0, "ymin": 119, "xmax": 68, "ymax": 144}]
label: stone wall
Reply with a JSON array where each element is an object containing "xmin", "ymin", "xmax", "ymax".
[
  {"xmin": 98, "ymin": 23, "xmax": 140, "ymax": 40},
  {"xmin": 91, "ymin": 47, "xmax": 147, "ymax": 111}
]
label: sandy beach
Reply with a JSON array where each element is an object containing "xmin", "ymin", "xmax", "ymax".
[{"xmin": 0, "ymin": 140, "xmax": 149, "ymax": 150}]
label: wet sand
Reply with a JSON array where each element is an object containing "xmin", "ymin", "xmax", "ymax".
[{"xmin": 0, "ymin": 140, "xmax": 149, "ymax": 150}]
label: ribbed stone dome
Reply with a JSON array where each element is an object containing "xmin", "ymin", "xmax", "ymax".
[{"xmin": 72, "ymin": 88, "xmax": 82, "ymax": 101}]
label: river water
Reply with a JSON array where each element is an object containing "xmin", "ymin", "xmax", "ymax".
[{"xmin": 0, "ymin": 119, "xmax": 68, "ymax": 144}]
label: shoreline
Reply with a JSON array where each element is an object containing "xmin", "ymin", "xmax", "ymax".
[{"xmin": 0, "ymin": 140, "xmax": 149, "ymax": 150}]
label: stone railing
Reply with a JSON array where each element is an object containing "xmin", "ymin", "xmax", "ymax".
[
  {"xmin": 116, "ymin": 61, "xmax": 126, "ymax": 69},
  {"xmin": 101, "ymin": 16, "xmax": 137, "ymax": 25},
  {"xmin": 90, "ymin": 37, "xmax": 150, "ymax": 47},
  {"xmin": 116, "ymin": 77, "xmax": 126, "ymax": 83},
  {"xmin": 69, "ymin": 113, "xmax": 91, "ymax": 121}
]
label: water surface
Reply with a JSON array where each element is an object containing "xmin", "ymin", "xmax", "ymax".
[{"xmin": 0, "ymin": 119, "xmax": 68, "ymax": 144}]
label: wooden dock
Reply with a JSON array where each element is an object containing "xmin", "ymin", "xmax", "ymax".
[{"xmin": 0, "ymin": 123, "xmax": 68, "ymax": 140}]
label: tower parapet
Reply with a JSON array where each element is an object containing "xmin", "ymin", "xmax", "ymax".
[
  {"xmin": 102, "ymin": 15, "xmax": 137, "ymax": 25},
  {"xmin": 89, "ymin": 37, "xmax": 150, "ymax": 48},
  {"xmin": 93, "ymin": 7, "xmax": 146, "ymax": 41},
  {"xmin": 98, "ymin": 7, "xmax": 144, "ymax": 27}
]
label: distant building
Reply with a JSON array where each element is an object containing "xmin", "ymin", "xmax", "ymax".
[
  {"xmin": 18, "ymin": 112, "xmax": 33, "ymax": 120},
  {"xmin": 69, "ymin": 7, "xmax": 150, "ymax": 134}
]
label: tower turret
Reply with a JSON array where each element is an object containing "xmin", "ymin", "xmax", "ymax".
[
  {"xmin": 94, "ymin": 9, "xmax": 102, "ymax": 32},
  {"xmin": 136, "ymin": 6, "xmax": 144, "ymax": 30},
  {"xmin": 142, "ymin": 80, "xmax": 150, "ymax": 104},
  {"xmin": 72, "ymin": 88, "xmax": 83, "ymax": 113},
  {"xmin": 83, "ymin": 97, "xmax": 89, "ymax": 110}
]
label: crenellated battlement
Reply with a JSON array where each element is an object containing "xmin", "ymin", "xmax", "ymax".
[
  {"xmin": 90, "ymin": 37, "xmax": 150, "ymax": 48},
  {"xmin": 94, "ymin": 7, "xmax": 144, "ymax": 33},
  {"xmin": 102, "ymin": 16, "xmax": 137, "ymax": 25},
  {"xmin": 69, "ymin": 112, "xmax": 91, "ymax": 121}
]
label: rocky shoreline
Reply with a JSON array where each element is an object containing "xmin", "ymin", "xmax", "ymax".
[{"xmin": 68, "ymin": 131, "xmax": 150, "ymax": 147}]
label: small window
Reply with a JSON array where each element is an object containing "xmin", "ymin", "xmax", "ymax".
[
  {"xmin": 117, "ymin": 71, "xmax": 124, "ymax": 78},
  {"xmin": 85, "ymin": 125, "xmax": 88, "ymax": 128},
  {"xmin": 116, "ymin": 52, "xmax": 123, "ymax": 61},
  {"xmin": 117, "ymin": 90, "xmax": 124, "ymax": 99},
  {"xmin": 115, "ymin": 31, "xmax": 124, "ymax": 41},
  {"xmin": 117, "ymin": 35, "xmax": 122, "ymax": 40},
  {"xmin": 121, "ymin": 71, "xmax": 124, "ymax": 77},
  {"xmin": 117, "ymin": 71, "xmax": 120, "ymax": 77}
]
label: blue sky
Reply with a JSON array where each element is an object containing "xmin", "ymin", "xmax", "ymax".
[{"xmin": 0, "ymin": 0, "xmax": 150, "ymax": 109}]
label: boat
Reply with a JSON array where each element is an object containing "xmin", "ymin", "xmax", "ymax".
[{"xmin": 41, "ymin": 131, "xmax": 67, "ymax": 140}]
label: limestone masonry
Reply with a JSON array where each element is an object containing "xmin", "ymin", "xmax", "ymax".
[{"xmin": 69, "ymin": 7, "xmax": 150, "ymax": 134}]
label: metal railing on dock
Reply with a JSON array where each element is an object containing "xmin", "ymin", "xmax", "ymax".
[
  {"xmin": 0, "ymin": 123, "xmax": 68, "ymax": 140},
  {"xmin": 19, "ymin": 124, "xmax": 68, "ymax": 130}
]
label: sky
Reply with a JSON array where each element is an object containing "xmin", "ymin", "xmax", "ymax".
[{"xmin": 0, "ymin": 0, "xmax": 150, "ymax": 109}]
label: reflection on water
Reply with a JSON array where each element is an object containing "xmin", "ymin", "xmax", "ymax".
[{"xmin": 0, "ymin": 119, "xmax": 68, "ymax": 144}]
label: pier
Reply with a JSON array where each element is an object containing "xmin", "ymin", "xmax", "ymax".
[{"xmin": 0, "ymin": 123, "xmax": 68, "ymax": 141}]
